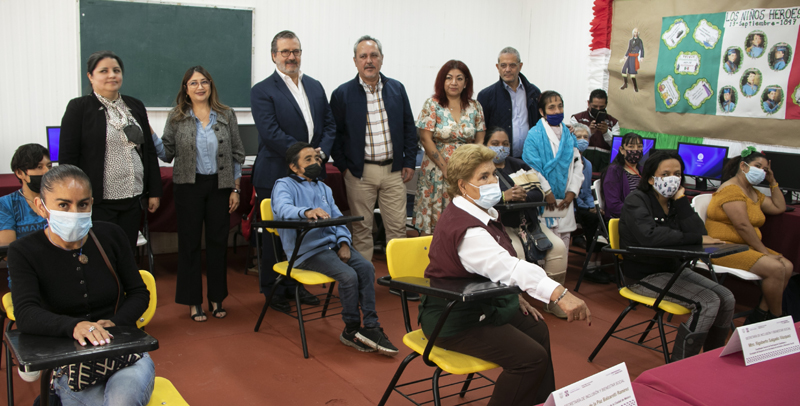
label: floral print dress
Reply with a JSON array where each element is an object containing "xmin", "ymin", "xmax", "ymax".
[{"xmin": 413, "ymin": 97, "xmax": 486, "ymax": 234}]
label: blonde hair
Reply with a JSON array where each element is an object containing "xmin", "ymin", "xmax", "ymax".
[{"xmin": 446, "ymin": 144, "xmax": 496, "ymax": 197}]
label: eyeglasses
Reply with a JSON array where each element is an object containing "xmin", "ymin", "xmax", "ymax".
[
  {"xmin": 278, "ymin": 49, "xmax": 302, "ymax": 58},
  {"xmin": 499, "ymin": 63, "xmax": 519, "ymax": 70},
  {"xmin": 187, "ymin": 80, "xmax": 210, "ymax": 88}
]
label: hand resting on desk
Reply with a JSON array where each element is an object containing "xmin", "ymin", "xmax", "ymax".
[
  {"xmin": 702, "ymin": 235, "xmax": 724, "ymax": 245},
  {"xmin": 304, "ymin": 208, "xmax": 330, "ymax": 219},
  {"xmin": 74, "ymin": 320, "xmax": 114, "ymax": 347}
]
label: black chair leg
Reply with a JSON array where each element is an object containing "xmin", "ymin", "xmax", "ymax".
[
  {"xmin": 432, "ymin": 367, "xmax": 444, "ymax": 406},
  {"xmin": 254, "ymin": 276, "xmax": 283, "ymax": 332},
  {"xmin": 6, "ymin": 321, "xmax": 15, "ymax": 406},
  {"xmin": 575, "ymin": 237, "xmax": 598, "ymax": 292},
  {"xmin": 295, "ymin": 284, "xmax": 309, "ymax": 359},
  {"xmin": 589, "ymin": 303, "xmax": 636, "ymax": 362},
  {"xmin": 321, "ymin": 282, "xmax": 336, "ymax": 318},
  {"xmin": 377, "ymin": 352, "xmax": 419, "ymax": 406},
  {"xmin": 657, "ymin": 313, "xmax": 671, "ymax": 363},
  {"xmin": 459, "ymin": 372, "xmax": 475, "ymax": 397},
  {"xmin": 638, "ymin": 318, "xmax": 658, "ymax": 344}
]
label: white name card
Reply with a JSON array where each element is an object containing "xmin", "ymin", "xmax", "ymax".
[
  {"xmin": 544, "ymin": 362, "xmax": 637, "ymax": 406},
  {"xmin": 720, "ymin": 315, "xmax": 800, "ymax": 366}
]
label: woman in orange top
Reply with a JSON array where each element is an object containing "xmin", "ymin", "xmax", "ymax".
[{"xmin": 706, "ymin": 147, "xmax": 793, "ymax": 324}]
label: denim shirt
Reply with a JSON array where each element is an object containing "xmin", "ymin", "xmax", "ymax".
[
  {"xmin": 576, "ymin": 156, "xmax": 594, "ymax": 209},
  {"xmin": 191, "ymin": 110, "xmax": 241, "ymax": 179}
]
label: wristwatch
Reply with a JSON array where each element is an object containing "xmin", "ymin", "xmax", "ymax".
[{"xmin": 233, "ymin": 188, "xmax": 241, "ymax": 194}]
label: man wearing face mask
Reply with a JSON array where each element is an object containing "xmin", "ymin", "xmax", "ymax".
[
  {"xmin": 0, "ymin": 144, "xmax": 53, "ymax": 286},
  {"xmin": 271, "ymin": 142, "xmax": 398, "ymax": 356},
  {"xmin": 569, "ymin": 89, "xmax": 620, "ymax": 172}
]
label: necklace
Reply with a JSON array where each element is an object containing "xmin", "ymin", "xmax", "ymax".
[{"xmin": 45, "ymin": 228, "xmax": 88, "ymax": 264}]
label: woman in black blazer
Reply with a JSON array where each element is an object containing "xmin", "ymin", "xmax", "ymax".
[{"xmin": 59, "ymin": 51, "xmax": 163, "ymax": 248}]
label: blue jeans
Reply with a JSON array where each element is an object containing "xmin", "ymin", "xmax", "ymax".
[
  {"xmin": 54, "ymin": 352, "xmax": 155, "ymax": 406},
  {"xmin": 298, "ymin": 247, "xmax": 379, "ymax": 328}
]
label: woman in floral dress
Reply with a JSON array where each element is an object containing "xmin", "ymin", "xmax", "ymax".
[{"xmin": 414, "ymin": 60, "xmax": 485, "ymax": 234}]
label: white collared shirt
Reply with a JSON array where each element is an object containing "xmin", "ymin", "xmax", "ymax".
[
  {"xmin": 452, "ymin": 196, "xmax": 560, "ymax": 303},
  {"xmin": 276, "ymin": 69, "xmax": 314, "ymax": 142}
]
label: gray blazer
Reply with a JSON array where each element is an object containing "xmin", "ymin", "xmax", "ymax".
[{"xmin": 162, "ymin": 108, "xmax": 245, "ymax": 189}]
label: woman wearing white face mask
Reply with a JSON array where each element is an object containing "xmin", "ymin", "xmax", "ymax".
[
  {"xmin": 420, "ymin": 144, "xmax": 591, "ymax": 405},
  {"xmin": 619, "ymin": 151, "xmax": 733, "ymax": 361},
  {"xmin": 706, "ymin": 147, "xmax": 793, "ymax": 324},
  {"xmin": 7, "ymin": 164, "xmax": 154, "ymax": 406}
]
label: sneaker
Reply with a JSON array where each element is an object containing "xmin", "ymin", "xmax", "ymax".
[
  {"xmin": 389, "ymin": 288, "xmax": 420, "ymax": 301},
  {"xmin": 356, "ymin": 327, "xmax": 399, "ymax": 357},
  {"xmin": 543, "ymin": 302, "xmax": 568, "ymax": 319},
  {"xmin": 583, "ymin": 269, "xmax": 611, "ymax": 284},
  {"xmin": 340, "ymin": 327, "xmax": 376, "ymax": 353}
]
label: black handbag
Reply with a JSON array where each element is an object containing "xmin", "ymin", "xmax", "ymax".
[
  {"xmin": 496, "ymin": 171, "xmax": 552, "ymax": 263},
  {"xmin": 61, "ymin": 230, "xmax": 143, "ymax": 392}
]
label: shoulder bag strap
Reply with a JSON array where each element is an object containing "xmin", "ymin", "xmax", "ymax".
[{"xmin": 88, "ymin": 229, "xmax": 121, "ymax": 313}]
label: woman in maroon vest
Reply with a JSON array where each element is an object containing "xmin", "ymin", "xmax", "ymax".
[{"xmin": 420, "ymin": 144, "xmax": 591, "ymax": 405}]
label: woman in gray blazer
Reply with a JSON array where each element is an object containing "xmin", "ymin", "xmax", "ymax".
[{"xmin": 162, "ymin": 66, "xmax": 245, "ymax": 321}]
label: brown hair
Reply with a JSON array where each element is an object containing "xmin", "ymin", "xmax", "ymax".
[
  {"xmin": 446, "ymin": 144, "xmax": 496, "ymax": 198},
  {"xmin": 433, "ymin": 60, "xmax": 474, "ymax": 109},
  {"xmin": 171, "ymin": 66, "xmax": 229, "ymax": 121}
]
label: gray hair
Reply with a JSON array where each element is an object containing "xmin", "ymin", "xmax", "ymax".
[
  {"xmin": 498, "ymin": 47, "xmax": 521, "ymax": 63},
  {"xmin": 353, "ymin": 35, "xmax": 383, "ymax": 57},
  {"xmin": 40, "ymin": 164, "xmax": 92, "ymax": 200},
  {"xmin": 572, "ymin": 123, "xmax": 591, "ymax": 136},
  {"xmin": 271, "ymin": 30, "xmax": 300, "ymax": 55}
]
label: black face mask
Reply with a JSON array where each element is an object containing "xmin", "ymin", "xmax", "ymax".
[
  {"xmin": 27, "ymin": 175, "xmax": 43, "ymax": 194},
  {"xmin": 589, "ymin": 108, "xmax": 606, "ymax": 118},
  {"xmin": 624, "ymin": 150, "xmax": 643, "ymax": 165},
  {"xmin": 303, "ymin": 163, "xmax": 322, "ymax": 179}
]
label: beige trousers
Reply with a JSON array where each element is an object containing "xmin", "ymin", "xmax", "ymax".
[
  {"xmin": 505, "ymin": 225, "xmax": 568, "ymax": 286},
  {"xmin": 344, "ymin": 164, "xmax": 407, "ymax": 262}
]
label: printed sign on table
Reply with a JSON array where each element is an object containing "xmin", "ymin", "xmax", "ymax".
[
  {"xmin": 544, "ymin": 362, "xmax": 637, "ymax": 406},
  {"xmin": 720, "ymin": 315, "xmax": 800, "ymax": 366}
]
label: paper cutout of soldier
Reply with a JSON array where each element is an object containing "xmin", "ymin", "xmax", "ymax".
[{"xmin": 620, "ymin": 28, "xmax": 644, "ymax": 92}]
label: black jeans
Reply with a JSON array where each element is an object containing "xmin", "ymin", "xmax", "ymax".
[
  {"xmin": 174, "ymin": 174, "xmax": 230, "ymax": 305},
  {"xmin": 92, "ymin": 196, "xmax": 141, "ymax": 249},
  {"xmin": 433, "ymin": 311, "xmax": 555, "ymax": 406},
  {"xmin": 575, "ymin": 206, "xmax": 599, "ymax": 244}
]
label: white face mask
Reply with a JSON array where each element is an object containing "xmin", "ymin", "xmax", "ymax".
[
  {"xmin": 43, "ymin": 204, "xmax": 93, "ymax": 242},
  {"xmin": 652, "ymin": 176, "xmax": 681, "ymax": 198},
  {"xmin": 466, "ymin": 181, "xmax": 502, "ymax": 209}
]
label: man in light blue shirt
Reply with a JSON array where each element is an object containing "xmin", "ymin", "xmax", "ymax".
[{"xmin": 505, "ymin": 76, "xmax": 529, "ymax": 157}]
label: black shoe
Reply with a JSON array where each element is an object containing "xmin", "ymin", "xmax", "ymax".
[
  {"xmin": 573, "ymin": 236, "xmax": 587, "ymax": 249},
  {"xmin": 340, "ymin": 326, "xmax": 376, "ymax": 353},
  {"xmin": 389, "ymin": 288, "xmax": 420, "ymax": 301},
  {"xmin": 287, "ymin": 287, "xmax": 321, "ymax": 305},
  {"xmin": 268, "ymin": 295, "xmax": 291, "ymax": 313},
  {"xmin": 356, "ymin": 327, "xmax": 399, "ymax": 357},
  {"xmin": 583, "ymin": 269, "xmax": 611, "ymax": 284}
]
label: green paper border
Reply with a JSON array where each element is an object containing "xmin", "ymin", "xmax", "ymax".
[
  {"xmin": 657, "ymin": 75, "xmax": 681, "ymax": 108},
  {"xmin": 684, "ymin": 79, "xmax": 714, "ymax": 109},
  {"xmin": 693, "ymin": 19, "xmax": 721, "ymax": 50},
  {"xmin": 674, "ymin": 51, "xmax": 701, "ymax": 75},
  {"xmin": 792, "ymin": 83, "xmax": 800, "ymax": 108},
  {"xmin": 662, "ymin": 18, "xmax": 689, "ymax": 50}
]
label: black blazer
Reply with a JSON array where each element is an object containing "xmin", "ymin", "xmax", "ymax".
[
  {"xmin": 59, "ymin": 94, "xmax": 163, "ymax": 200},
  {"xmin": 477, "ymin": 73, "xmax": 542, "ymax": 157}
]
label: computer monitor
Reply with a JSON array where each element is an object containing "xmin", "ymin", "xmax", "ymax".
[
  {"xmin": 763, "ymin": 151, "xmax": 800, "ymax": 192},
  {"xmin": 677, "ymin": 143, "xmax": 728, "ymax": 181},
  {"xmin": 46, "ymin": 126, "xmax": 60, "ymax": 162},
  {"xmin": 609, "ymin": 136, "xmax": 656, "ymax": 163},
  {"xmin": 238, "ymin": 124, "xmax": 259, "ymax": 156}
]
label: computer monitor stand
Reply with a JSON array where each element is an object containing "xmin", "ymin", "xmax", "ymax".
[{"xmin": 690, "ymin": 176, "xmax": 715, "ymax": 191}]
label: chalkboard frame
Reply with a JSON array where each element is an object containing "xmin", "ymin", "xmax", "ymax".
[{"xmin": 79, "ymin": 0, "xmax": 254, "ymax": 109}]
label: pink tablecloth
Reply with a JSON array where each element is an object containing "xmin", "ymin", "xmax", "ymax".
[{"xmin": 633, "ymin": 322, "xmax": 800, "ymax": 405}]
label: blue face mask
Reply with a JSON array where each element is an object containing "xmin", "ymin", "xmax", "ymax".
[
  {"xmin": 43, "ymin": 204, "xmax": 93, "ymax": 242},
  {"xmin": 576, "ymin": 139, "xmax": 589, "ymax": 152},
  {"xmin": 545, "ymin": 113, "xmax": 564, "ymax": 126},
  {"xmin": 744, "ymin": 164, "xmax": 766, "ymax": 185},
  {"xmin": 488, "ymin": 146, "xmax": 510, "ymax": 163},
  {"xmin": 467, "ymin": 181, "xmax": 502, "ymax": 209}
]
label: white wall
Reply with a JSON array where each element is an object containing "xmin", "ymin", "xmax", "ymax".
[{"xmin": 0, "ymin": 0, "xmax": 594, "ymax": 172}]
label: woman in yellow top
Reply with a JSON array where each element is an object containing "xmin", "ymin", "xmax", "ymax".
[{"xmin": 706, "ymin": 146, "xmax": 793, "ymax": 324}]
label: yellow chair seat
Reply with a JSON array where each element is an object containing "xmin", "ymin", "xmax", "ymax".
[
  {"xmin": 2, "ymin": 292, "xmax": 14, "ymax": 321},
  {"xmin": 146, "ymin": 377, "xmax": 189, "ymax": 406},
  {"xmin": 274, "ymin": 262, "xmax": 335, "ymax": 285},
  {"xmin": 402, "ymin": 330, "xmax": 499, "ymax": 375},
  {"xmin": 619, "ymin": 287, "xmax": 691, "ymax": 315}
]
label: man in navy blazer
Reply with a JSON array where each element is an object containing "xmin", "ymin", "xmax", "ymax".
[
  {"xmin": 477, "ymin": 47, "xmax": 541, "ymax": 158},
  {"xmin": 330, "ymin": 36, "xmax": 417, "ymax": 263},
  {"xmin": 251, "ymin": 30, "xmax": 335, "ymax": 311}
]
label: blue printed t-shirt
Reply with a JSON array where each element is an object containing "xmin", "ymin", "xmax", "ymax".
[{"xmin": 0, "ymin": 190, "xmax": 48, "ymax": 237}]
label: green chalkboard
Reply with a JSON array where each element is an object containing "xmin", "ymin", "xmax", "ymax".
[{"xmin": 80, "ymin": 0, "xmax": 252, "ymax": 108}]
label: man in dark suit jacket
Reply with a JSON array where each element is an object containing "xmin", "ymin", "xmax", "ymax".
[
  {"xmin": 330, "ymin": 36, "xmax": 417, "ymax": 263},
  {"xmin": 250, "ymin": 30, "xmax": 335, "ymax": 311},
  {"xmin": 477, "ymin": 47, "xmax": 541, "ymax": 158}
]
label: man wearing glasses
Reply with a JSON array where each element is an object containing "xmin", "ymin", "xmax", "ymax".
[
  {"xmin": 251, "ymin": 30, "xmax": 336, "ymax": 312},
  {"xmin": 477, "ymin": 47, "xmax": 542, "ymax": 158}
]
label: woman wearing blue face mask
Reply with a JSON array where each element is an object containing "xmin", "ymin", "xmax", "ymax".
[
  {"xmin": 484, "ymin": 127, "xmax": 569, "ymax": 318},
  {"xmin": 619, "ymin": 151, "xmax": 733, "ymax": 361},
  {"xmin": 421, "ymin": 144, "xmax": 591, "ymax": 405},
  {"xmin": 7, "ymin": 164, "xmax": 154, "ymax": 406},
  {"xmin": 572, "ymin": 124, "xmax": 607, "ymax": 283},
  {"xmin": 522, "ymin": 91, "xmax": 585, "ymax": 264},
  {"xmin": 706, "ymin": 147, "xmax": 793, "ymax": 324}
]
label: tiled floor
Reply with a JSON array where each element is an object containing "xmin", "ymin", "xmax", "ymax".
[{"xmin": 1, "ymin": 243, "xmax": 759, "ymax": 405}]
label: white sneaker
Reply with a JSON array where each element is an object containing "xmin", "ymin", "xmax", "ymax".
[{"xmin": 543, "ymin": 302, "xmax": 568, "ymax": 319}]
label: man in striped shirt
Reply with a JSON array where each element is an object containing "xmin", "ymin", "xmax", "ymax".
[{"xmin": 330, "ymin": 35, "xmax": 418, "ymax": 262}]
